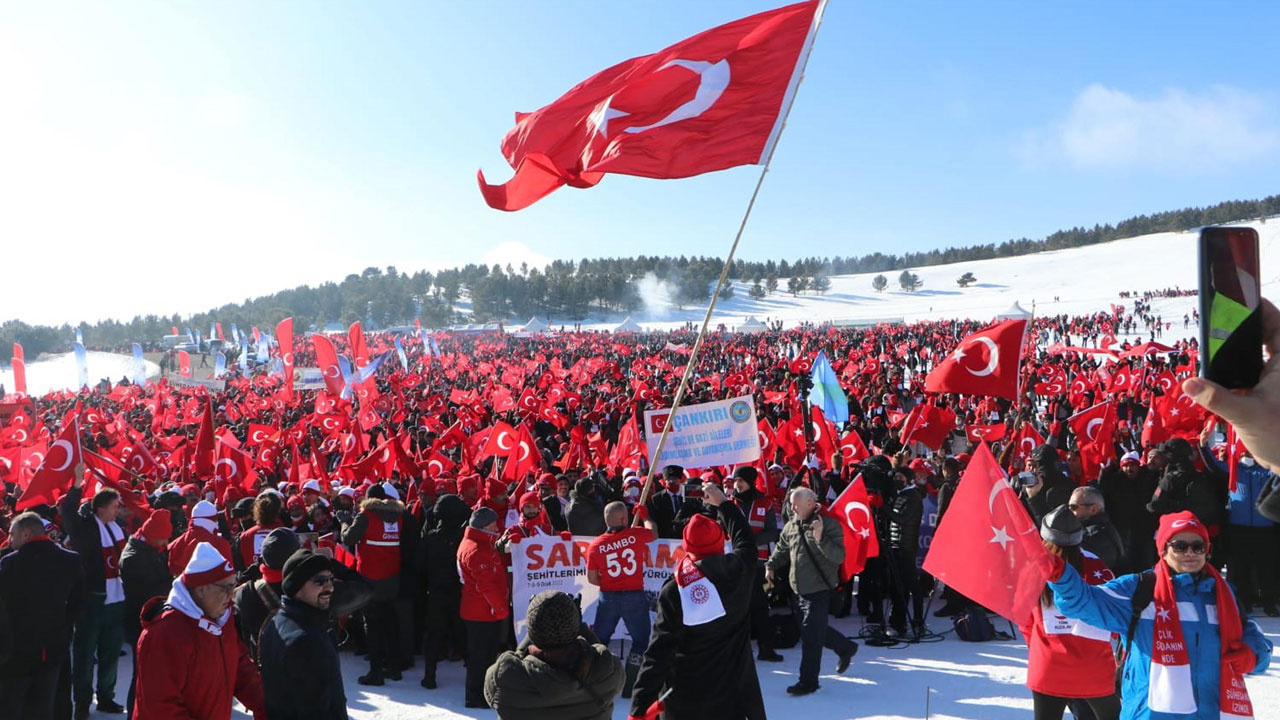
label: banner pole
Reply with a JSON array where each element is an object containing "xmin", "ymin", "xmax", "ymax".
[{"xmin": 634, "ymin": 0, "xmax": 830, "ymax": 520}]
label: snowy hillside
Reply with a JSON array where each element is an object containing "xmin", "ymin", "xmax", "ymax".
[
  {"xmin": 539, "ymin": 219, "xmax": 1280, "ymax": 334},
  {"xmin": 0, "ymin": 351, "xmax": 159, "ymax": 397}
]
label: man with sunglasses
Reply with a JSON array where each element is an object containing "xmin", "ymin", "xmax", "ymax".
[
  {"xmin": 259, "ymin": 549, "xmax": 348, "ymax": 720},
  {"xmin": 134, "ymin": 542, "xmax": 265, "ymax": 720},
  {"xmin": 1046, "ymin": 511, "xmax": 1272, "ymax": 719}
]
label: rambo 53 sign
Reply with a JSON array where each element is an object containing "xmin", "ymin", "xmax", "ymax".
[
  {"xmin": 511, "ymin": 535, "xmax": 724, "ymax": 643},
  {"xmin": 643, "ymin": 395, "xmax": 760, "ymax": 468}
]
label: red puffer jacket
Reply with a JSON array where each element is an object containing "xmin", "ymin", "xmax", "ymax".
[
  {"xmin": 458, "ymin": 526, "xmax": 509, "ymax": 622},
  {"xmin": 134, "ymin": 591, "xmax": 266, "ymax": 720}
]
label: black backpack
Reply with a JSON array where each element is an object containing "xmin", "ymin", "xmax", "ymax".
[{"xmin": 1114, "ymin": 570, "xmax": 1156, "ymax": 695}]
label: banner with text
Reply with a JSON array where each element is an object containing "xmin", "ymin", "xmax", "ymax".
[
  {"xmin": 511, "ymin": 535, "xmax": 701, "ymax": 644},
  {"xmin": 643, "ymin": 395, "xmax": 761, "ymax": 468}
]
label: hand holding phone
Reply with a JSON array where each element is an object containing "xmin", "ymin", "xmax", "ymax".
[{"xmin": 1200, "ymin": 227, "xmax": 1263, "ymax": 389}]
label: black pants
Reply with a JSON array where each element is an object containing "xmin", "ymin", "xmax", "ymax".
[
  {"xmin": 423, "ymin": 588, "xmax": 465, "ymax": 671},
  {"xmin": 125, "ymin": 633, "xmax": 140, "ymax": 719},
  {"xmin": 464, "ymin": 619, "xmax": 504, "ymax": 705},
  {"xmin": 889, "ymin": 549, "xmax": 923, "ymax": 630},
  {"xmin": 859, "ymin": 556, "xmax": 887, "ymax": 623},
  {"xmin": 1227, "ymin": 524, "xmax": 1280, "ymax": 607},
  {"xmin": 1031, "ymin": 690, "xmax": 1120, "ymax": 720},
  {"xmin": 364, "ymin": 598, "xmax": 401, "ymax": 674},
  {"xmin": 748, "ymin": 562, "xmax": 774, "ymax": 654},
  {"xmin": 0, "ymin": 661, "xmax": 62, "ymax": 720},
  {"xmin": 793, "ymin": 590, "xmax": 855, "ymax": 686}
]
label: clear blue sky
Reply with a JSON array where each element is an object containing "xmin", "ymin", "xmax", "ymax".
[{"xmin": 2, "ymin": 1, "xmax": 1278, "ymax": 325}]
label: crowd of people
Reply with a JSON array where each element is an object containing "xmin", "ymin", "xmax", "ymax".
[{"xmin": 0, "ymin": 292, "xmax": 1277, "ymax": 720}]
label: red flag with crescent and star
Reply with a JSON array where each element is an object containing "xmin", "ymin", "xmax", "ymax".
[
  {"xmin": 924, "ymin": 319, "xmax": 1028, "ymax": 400},
  {"xmin": 922, "ymin": 442, "xmax": 1051, "ymax": 624},
  {"xmin": 310, "ymin": 333, "xmax": 346, "ymax": 397},
  {"xmin": 1068, "ymin": 401, "xmax": 1116, "ymax": 482},
  {"xmin": 276, "ymin": 317, "xmax": 295, "ymax": 401},
  {"xmin": 16, "ymin": 418, "xmax": 82, "ymax": 511},
  {"xmin": 821, "ymin": 472, "xmax": 878, "ymax": 581},
  {"xmin": 477, "ymin": 0, "xmax": 825, "ymax": 210}
]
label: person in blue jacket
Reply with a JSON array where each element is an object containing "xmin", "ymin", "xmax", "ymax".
[
  {"xmin": 1046, "ymin": 510, "xmax": 1271, "ymax": 720},
  {"xmin": 1199, "ymin": 432, "xmax": 1279, "ymax": 617}
]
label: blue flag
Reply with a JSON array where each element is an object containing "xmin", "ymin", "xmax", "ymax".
[
  {"xmin": 75, "ymin": 328, "xmax": 84, "ymax": 346},
  {"xmin": 74, "ymin": 342, "xmax": 89, "ymax": 389},
  {"xmin": 338, "ymin": 356, "xmax": 355, "ymax": 400},
  {"xmin": 213, "ymin": 352, "xmax": 227, "ymax": 378},
  {"xmin": 807, "ymin": 350, "xmax": 849, "ymax": 424},
  {"xmin": 132, "ymin": 343, "xmax": 147, "ymax": 386},
  {"xmin": 394, "ymin": 336, "xmax": 409, "ymax": 370}
]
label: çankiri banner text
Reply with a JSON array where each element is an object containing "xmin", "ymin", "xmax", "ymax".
[
  {"xmin": 643, "ymin": 395, "xmax": 761, "ymax": 468},
  {"xmin": 478, "ymin": 0, "xmax": 823, "ymax": 211}
]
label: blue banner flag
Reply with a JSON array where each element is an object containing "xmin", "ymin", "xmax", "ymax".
[
  {"xmin": 807, "ymin": 350, "xmax": 849, "ymax": 424},
  {"xmin": 74, "ymin": 342, "xmax": 89, "ymax": 389},
  {"xmin": 132, "ymin": 343, "xmax": 147, "ymax": 386}
]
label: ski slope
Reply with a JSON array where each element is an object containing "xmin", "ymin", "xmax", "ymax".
[
  {"xmin": 552, "ymin": 220, "xmax": 1280, "ymax": 334},
  {"xmin": 0, "ymin": 350, "xmax": 159, "ymax": 397}
]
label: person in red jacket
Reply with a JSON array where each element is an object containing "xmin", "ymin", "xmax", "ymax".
[
  {"xmin": 1019, "ymin": 506, "xmax": 1120, "ymax": 720},
  {"xmin": 134, "ymin": 542, "xmax": 266, "ymax": 720},
  {"xmin": 236, "ymin": 493, "xmax": 285, "ymax": 570},
  {"xmin": 457, "ymin": 506, "xmax": 509, "ymax": 709},
  {"xmin": 167, "ymin": 500, "xmax": 232, "ymax": 577}
]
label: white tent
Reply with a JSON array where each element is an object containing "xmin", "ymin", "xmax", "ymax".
[
  {"xmin": 613, "ymin": 316, "xmax": 643, "ymax": 333},
  {"xmin": 521, "ymin": 317, "xmax": 548, "ymax": 333},
  {"xmin": 737, "ymin": 315, "xmax": 767, "ymax": 333},
  {"xmin": 996, "ymin": 302, "xmax": 1032, "ymax": 320}
]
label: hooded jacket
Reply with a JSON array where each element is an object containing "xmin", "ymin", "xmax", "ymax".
[
  {"xmin": 484, "ymin": 637, "xmax": 624, "ymax": 720},
  {"xmin": 341, "ymin": 497, "xmax": 406, "ymax": 600},
  {"xmin": 1051, "ymin": 564, "xmax": 1272, "ymax": 719},
  {"xmin": 418, "ymin": 494, "xmax": 469, "ymax": 593},
  {"xmin": 566, "ymin": 490, "xmax": 607, "ymax": 537},
  {"xmin": 134, "ymin": 582, "xmax": 266, "ymax": 720},
  {"xmin": 458, "ymin": 526, "xmax": 509, "ymax": 622}
]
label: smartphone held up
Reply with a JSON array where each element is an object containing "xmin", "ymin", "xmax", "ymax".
[{"xmin": 1199, "ymin": 226, "xmax": 1264, "ymax": 389}]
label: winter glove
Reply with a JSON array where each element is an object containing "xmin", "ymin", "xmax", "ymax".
[
  {"xmin": 1225, "ymin": 643, "xmax": 1257, "ymax": 674},
  {"xmin": 633, "ymin": 504, "xmax": 650, "ymax": 522}
]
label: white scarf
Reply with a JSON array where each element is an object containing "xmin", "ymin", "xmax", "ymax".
[
  {"xmin": 675, "ymin": 556, "xmax": 725, "ymax": 626},
  {"xmin": 95, "ymin": 516, "xmax": 125, "ymax": 604},
  {"xmin": 192, "ymin": 516, "xmax": 219, "ymax": 534},
  {"xmin": 166, "ymin": 580, "xmax": 231, "ymax": 636}
]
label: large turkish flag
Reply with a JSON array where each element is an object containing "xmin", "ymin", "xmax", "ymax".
[
  {"xmin": 478, "ymin": 1, "xmax": 823, "ymax": 210},
  {"xmin": 924, "ymin": 319, "xmax": 1027, "ymax": 400},
  {"xmin": 922, "ymin": 442, "xmax": 1051, "ymax": 624}
]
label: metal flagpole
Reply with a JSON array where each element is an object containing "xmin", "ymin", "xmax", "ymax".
[{"xmin": 635, "ymin": 0, "xmax": 830, "ymax": 516}]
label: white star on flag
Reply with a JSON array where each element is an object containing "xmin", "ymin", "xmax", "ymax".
[
  {"xmin": 989, "ymin": 525, "xmax": 1013, "ymax": 550},
  {"xmin": 1156, "ymin": 609, "xmax": 1172, "ymax": 621}
]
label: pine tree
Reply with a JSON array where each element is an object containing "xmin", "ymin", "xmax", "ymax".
[
  {"xmin": 766, "ymin": 275, "xmax": 778, "ymax": 295},
  {"xmin": 899, "ymin": 270, "xmax": 921, "ymax": 292},
  {"xmin": 749, "ymin": 280, "xmax": 766, "ymax": 299},
  {"xmin": 872, "ymin": 274, "xmax": 888, "ymax": 292},
  {"xmin": 811, "ymin": 274, "xmax": 831, "ymax": 294},
  {"xmin": 957, "ymin": 271, "xmax": 976, "ymax": 288}
]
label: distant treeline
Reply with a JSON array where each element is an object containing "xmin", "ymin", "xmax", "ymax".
[{"xmin": 4, "ymin": 195, "xmax": 1276, "ymax": 358}]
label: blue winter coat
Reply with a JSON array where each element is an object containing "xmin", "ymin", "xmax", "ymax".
[
  {"xmin": 1051, "ymin": 564, "xmax": 1272, "ymax": 720},
  {"xmin": 1202, "ymin": 450, "xmax": 1277, "ymax": 528}
]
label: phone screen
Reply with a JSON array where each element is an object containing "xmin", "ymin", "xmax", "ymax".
[{"xmin": 1199, "ymin": 227, "xmax": 1263, "ymax": 389}]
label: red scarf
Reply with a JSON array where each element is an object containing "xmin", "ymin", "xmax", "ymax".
[{"xmin": 1149, "ymin": 559, "xmax": 1252, "ymax": 718}]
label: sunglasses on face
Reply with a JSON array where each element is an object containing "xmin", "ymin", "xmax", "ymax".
[
  {"xmin": 310, "ymin": 574, "xmax": 336, "ymax": 586},
  {"xmin": 1166, "ymin": 540, "xmax": 1208, "ymax": 555},
  {"xmin": 1068, "ymin": 502, "xmax": 1096, "ymax": 510}
]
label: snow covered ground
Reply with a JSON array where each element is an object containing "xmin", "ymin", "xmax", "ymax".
[
  {"xmin": 101, "ymin": 611, "xmax": 1277, "ymax": 720},
  {"xmin": 0, "ymin": 350, "xmax": 159, "ymax": 397},
  {"xmin": 537, "ymin": 219, "xmax": 1280, "ymax": 336}
]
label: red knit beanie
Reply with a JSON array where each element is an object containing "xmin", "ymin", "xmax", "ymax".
[
  {"xmin": 137, "ymin": 509, "xmax": 172, "ymax": 543},
  {"xmin": 682, "ymin": 514, "xmax": 726, "ymax": 558},
  {"xmin": 1155, "ymin": 510, "xmax": 1210, "ymax": 551}
]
